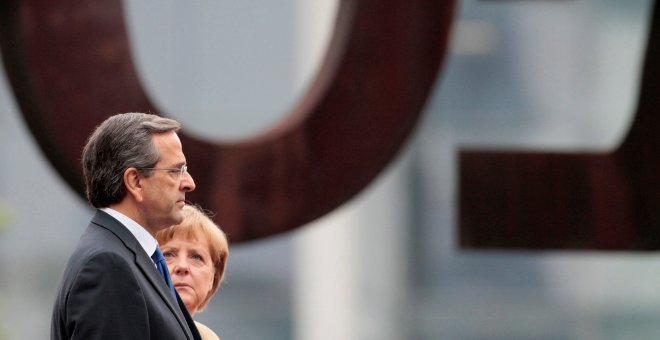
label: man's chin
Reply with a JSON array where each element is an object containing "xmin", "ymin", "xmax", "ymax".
[
  {"xmin": 165, "ymin": 211, "xmax": 184, "ymax": 227},
  {"xmin": 172, "ymin": 214, "xmax": 184, "ymax": 226}
]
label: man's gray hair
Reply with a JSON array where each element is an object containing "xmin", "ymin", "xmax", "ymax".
[{"xmin": 81, "ymin": 112, "xmax": 181, "ymax": 207}]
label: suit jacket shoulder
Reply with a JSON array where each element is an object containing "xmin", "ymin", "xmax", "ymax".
[{"xmin": 51, "ymin": 210, "xmax": 200, "ymax": 340}]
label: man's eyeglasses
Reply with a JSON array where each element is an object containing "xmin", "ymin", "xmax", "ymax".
[{"xmin": 137, "ymin": 164, "xmax": 188, "ymax": 179}]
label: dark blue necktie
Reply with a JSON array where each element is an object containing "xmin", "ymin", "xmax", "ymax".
[{"xmin": 151, "ymin": 246, "xmax": 177, "ymax": 298}]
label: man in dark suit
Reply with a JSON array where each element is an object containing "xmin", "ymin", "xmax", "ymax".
[{"xmin": 51, "ymin": 112, "xmax": 201, "ymax": 340}]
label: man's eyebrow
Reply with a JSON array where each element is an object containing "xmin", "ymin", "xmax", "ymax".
[{"xmin": 166, "ymin": 161, "xmax": 186, "ymax": 168}]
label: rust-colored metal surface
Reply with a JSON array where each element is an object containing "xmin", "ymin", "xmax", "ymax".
[
  {"xmin": 460, "ymin": 1, "xmax": 660, "ymax": 250},
  {"xmin": 0, "ymin": 0, "xmax": 455, "ymax": 242}
]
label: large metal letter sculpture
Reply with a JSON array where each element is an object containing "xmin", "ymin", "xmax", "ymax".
[
  {"xmin": 460, "ymin": 0, "xmax": 660, "ymax": 250},
  {"xmin": 0, "ymin": 1, "xmax": 455, "ymax": 242}
]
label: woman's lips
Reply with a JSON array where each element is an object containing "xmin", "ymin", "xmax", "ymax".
[{"xmin": 174, "ymin": 283, "xmax": 192, "ymax": 289}]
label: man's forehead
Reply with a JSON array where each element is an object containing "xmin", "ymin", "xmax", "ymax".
[{"xmin": 152, "ymin": 132, "xmax": 185, "ymax": 161}]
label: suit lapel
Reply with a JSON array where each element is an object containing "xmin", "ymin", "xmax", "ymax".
[
  {"xmin": 135, "ymin": 250, "xmax": 196, "ymax": 339},
  {"xmin": 177, "ymin": 291, "xmax": 203, "ymax": 340},
  {"xmin": 91, "ymin": 210, "xmax": 196, "ymax": 340}
]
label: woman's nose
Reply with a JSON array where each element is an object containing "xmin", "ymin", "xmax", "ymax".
[{"xmin": 172, "ymin": 257, "xmax": 190, "ymax": 275}]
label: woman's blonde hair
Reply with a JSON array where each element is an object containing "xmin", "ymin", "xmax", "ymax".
[{"xmin": 156, "ymin": 204, "xmax": 229, "ymax": 312}]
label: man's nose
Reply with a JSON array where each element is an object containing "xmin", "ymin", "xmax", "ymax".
[{"xmin": 181, "ymin": 171, "xmax": 196, "ymax": 192}]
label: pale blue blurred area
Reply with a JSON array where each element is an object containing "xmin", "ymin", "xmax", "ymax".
[{"xmin": 0, "ymin": 0, "xmax": 658, "ymax": 339}]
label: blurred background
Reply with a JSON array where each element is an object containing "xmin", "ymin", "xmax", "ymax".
[{"xmin": 0, "ymin": 0, "xmax": 658, "ymax": 339}]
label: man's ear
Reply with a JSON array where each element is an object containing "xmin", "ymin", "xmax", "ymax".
[{"xmin": 124, "ymin": 167, "xmax": 144, "ymax": 202}]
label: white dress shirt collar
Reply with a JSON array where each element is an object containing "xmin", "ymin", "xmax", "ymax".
[{"xmin": 101, "ymin": 207, "xmax": 157, "ymax": 258}]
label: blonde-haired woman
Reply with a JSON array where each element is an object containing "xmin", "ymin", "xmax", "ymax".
[{"xmin": 157, "ymin": 204, "xmax": 229, "ymax": 340}]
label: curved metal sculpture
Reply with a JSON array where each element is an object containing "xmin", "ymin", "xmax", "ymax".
[
  {"xmin": 460, "ymin": 0, "xmax": 660, "ymax": 250},
  {"xmin": 0, "ymin": 0, "xmax": 455, "ymax": 242}
]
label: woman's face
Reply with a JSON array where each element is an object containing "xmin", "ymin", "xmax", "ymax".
[{"xmin": 162, "ymin": 231, "xmax": 215, "ymax": 314}]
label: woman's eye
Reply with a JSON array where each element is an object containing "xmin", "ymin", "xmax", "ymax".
[
  {"xmin": 192, "ymin": 254, "xmax": 204, "ymax": 261},
  {"xmin": 163, "ymin": 251, "xmax": 174, "ymax": 258}
]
